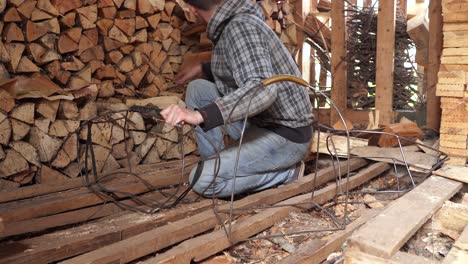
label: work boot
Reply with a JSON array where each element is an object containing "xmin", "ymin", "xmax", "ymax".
[{"xmin": 284, "ymin": 160, "xmax": 305, "ymax": 184}]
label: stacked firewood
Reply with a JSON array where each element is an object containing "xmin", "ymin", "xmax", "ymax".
[
  {"xmin": 436, "ymin": 0, "xmax": 468, "ymax": 165},
  {"xmin": 0, "ymin": 0, "xmax": 203, "ymax": 189},
  {"xmin": 0, "ymin": 0, "xmax": 301, "ymax": 190},
  {"xmin": 0, "ymin": 0, "xmax": 197, "ymax": 97},
  {"xmin": 0, "ymin": 82, "xmax": 196, "ymax": 189}
]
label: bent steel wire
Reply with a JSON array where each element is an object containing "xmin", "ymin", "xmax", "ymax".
[{"xmin": 77, "ymin": 74, "xmax": 447, "ymax": 244}]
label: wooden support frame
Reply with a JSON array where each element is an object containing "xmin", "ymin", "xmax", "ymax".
[
  {"xmin": 330, "ymin": 0, "xmax": 347, "ymax": 125},
  {"xmin": 375, "ymin": 0, "xmax": 397, "ymax": 125},
  {"xmin": 426, "ymin": 0, "xmax": 442, "ymax": 131}
]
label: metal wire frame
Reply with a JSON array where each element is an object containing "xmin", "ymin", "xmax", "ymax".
[
  {"xmin": 208, "ymin": 77, "xmax": 447, "ymax": 244},
  {"xmin": 76, "ymin": 109, "xmax": 197, "ymax": 214}
]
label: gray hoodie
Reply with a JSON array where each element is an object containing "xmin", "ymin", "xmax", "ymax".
[{"xmin": 198, "ymin": 0, "xmax": 313, "ymax": 143}]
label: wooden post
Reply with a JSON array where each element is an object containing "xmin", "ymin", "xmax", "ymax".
[
  {"xmin": 309, "ymin": 0, "xmax": 318, "ymax": 84},
  {"xmin": 426, "ymin": 0, "xmax": 442, "ymax": 131},
  {"xmin": 398, "ymin": 0, "xmax": 407, "ymax": 16},
  {"xmin": 330, "ymin": 0, "xmax": 347, "ymax": 125},
  {"xmin": 364, "ymin": 0, "xmax": 373, "ymax": 8},
  {"xmin": 375, "ymin": 0, "xmax": 396, "ymax": 125},
  {"xmin": 295, "ymin": 0, "xmax": 305, "ymax": 73}
]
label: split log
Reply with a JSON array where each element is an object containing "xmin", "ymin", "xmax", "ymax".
[
  {"xmin": 10, "ymin": 141, "xmax": 41, "ymax": 167},
  {"xmin": 378, "ymin": 122, "xmax": 424, "ymax": 147},
  {"xmin": 0, "ymin": 150, "xmax": 29, "ymax": 178},
  {"xmin": 10, "ymin": 119, "xmax": 30, "ymax": 141},
  {"xmin": 0, "ymin": 117, "xmax": 11, "ymax": 146},
  {"xmin": 0, "ymin": 89, "xmax": 15, "ymax": 113},
  {"xmin": 29, "ymin": 127, "xmax": 64, "ymax": 163}
]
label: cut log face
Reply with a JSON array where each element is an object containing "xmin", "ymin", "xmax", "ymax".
[
  {"xmin": 0, "ymin": 118, "xmax": 11, "ymax": 146},
  {"xmin": 11, "ymin": 119, "xmax": 31, "ymax": 141},
  {"xmin": 10, "ymin": 103, "xmax": 35, "ymax": 124},
  {"xmin": 10, "ymin": 141, "xmax": 41, "ymax": 167},
  {"xmin": 29, "ymin": 127, "xmax": 64, "ymax": 163},
  {"xmin": 0, "ymin": 149, "xmax": 29, "ymax": 178}
]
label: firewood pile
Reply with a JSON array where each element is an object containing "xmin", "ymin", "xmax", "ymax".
[
  {"xmin": 436, "ymin": 0, "xmax": 468, "ymax": 165},
  {"xmin": 345, "ymin": 6, "xmax": 421, "ymax": 110},
  {"xmin": 0, "ymin": 0, "xmax": 300, "ymax": 190},
  {"xmin": 0, "ymin": 0, "xmax": 207, "ymax": 189}
]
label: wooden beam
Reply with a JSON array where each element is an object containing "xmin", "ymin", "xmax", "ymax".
[
  {"xmin": 3, "ymin": 159, "xmax": 368, "ymax": 264},
  {"xmin": 434, "ymin": 165, "xmax": 468, "ymax": 184},
  {"xmin": 278, "ymin": 209, "xmax": 382, "ymax": 264},
  {"xmin": 443, "ymin": 224, "xmax": 468, "ymax": 264},
  {"xmin": 426, "ymin": 0, "xmax": 442, "ymax": 131},
  {"xmin": 347, "ymin": 176, "xmax": 462, "ymax": 258},
  {"xmin": 363, "ymin": 0, "xmax": 373, "ymax": 8},
  {"xmin": 0, "ymin": 200, "xmax": 213, "ymax": 264},
  {"xmin": 0, "ymin": 166, "xmax": 191, "ymax": 224},
  {"xmin": 0, "ymin": 188, "xmax": 192, "ymax": 238},
  {"xmin": 375, "ymin": 0, "xmax": 396, "ymax": 125},
  {"xmin": 295, "ymin": 0, "xmax": 305, "ymax": 72},
  {"xmin": 330, "ymin": 0, "xmax": 347, "ymax": 125},
  {"xmin": 60, "ymin": 160, "xmax": 372, "ymax": 264},
  {"xmin": 0, "ymin": 158, "xmax": 197, "ymax": 203},
  {"xmin": 345, "ymin": 249, "xmax": 430, "ymax": 264},
  {"xmin": 121, "ymin": 163, "xmax": 390, "ymax": 264},
  {"xmin": 398, "ymin": 0, "xmax": 407, "ymax": 16}
]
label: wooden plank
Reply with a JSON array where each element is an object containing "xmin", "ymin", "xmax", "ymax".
[
  {"xmin": 344, "ymin": 249, "xmax": 429, "ymax": 264},
  {"xmin": 350, "ymin": 146, "xmax": 439, "ymax": 170},
  {"xmin": 311, "ymin": 131, "xmax": 369, "ymax": 156},
  {"xmin": 3, "ymin": 159, "xmax": 368, "ymax": 264},
  {"xmin": 425, "ymin": 1, "xmax": 443, "ymax": 131},
  {"xmin": 0, "ymin": 187, "xmax": 191, "ymax": 238},
  {"xmin": 375, "ymin": 0, "xmax": 396, "ymax": 125},
  {"xmin": 330, "ymin": 0, "xmax": 347, "ymax": 125},
  {"xmin": 0, "ymin": 166, "xmax": 192, "ymax": 223},
  {"xmin": 0, "ymin": 157, "xmax": 197, "ymax": 203},
  {"xmin": 443, "ymin": 224, "xmax": 468, "ymax": 264},
  {"xmin": 347, "ymin": 176, "xmax": 463, "ymax": 258},
  {"xmin": 0, "ymin": 200, "xmax": 213, "ymax": 264},
  {"xmin": 69, "ymin": 162, "xmax": 389, "ymax": 264},
  {"xmin": 444, "ymin": 22, "xmax": 468, "ymax": 32},
  {"xmin": 278, "ymin": 209, "xmax": 382, "ymax": 264},
  {"xmin": 434, "ymin": 165, "xmax": 468, "ymax": 183}
]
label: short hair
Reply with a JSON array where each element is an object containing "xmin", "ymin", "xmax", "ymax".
[{"xmin": 184, "ymin": 0, "xmax": 224, "ymax": 11}]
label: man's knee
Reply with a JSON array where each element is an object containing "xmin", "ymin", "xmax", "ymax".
[
  {"xmin": 189, "ymin": 164, "xmax": 226, "ymax": 197},
  {"xmin": 185, "ymin": 79, "xmax": 218, "ymax": 109}
]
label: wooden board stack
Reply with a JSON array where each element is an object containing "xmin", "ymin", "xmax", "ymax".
[{"xmin": 437, "ymin": 0, "xmax": 468, "ymax": 165}]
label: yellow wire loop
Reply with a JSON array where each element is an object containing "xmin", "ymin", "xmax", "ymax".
[{"xmin": 262, "ymin": 75, "xmax": 309, "ymax": 87}]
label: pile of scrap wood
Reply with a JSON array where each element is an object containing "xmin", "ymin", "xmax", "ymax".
[
  {"xmin": 436, "ymin": 0, "xmax": 468, "ymax": 165},
  {"xmin": 311, "ymin": 117, "xmax": 441, "ymax": 171}
]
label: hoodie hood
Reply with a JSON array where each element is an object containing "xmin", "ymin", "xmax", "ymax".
[{"xmin": 207, "ymin": 0, "xmax": 265, "ymax": 43}]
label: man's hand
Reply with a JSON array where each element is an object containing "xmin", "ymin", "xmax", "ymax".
[
  {"xmin": 161, "ymin": 104, "xmax": 204, "ymax": 127},
  {"xmin": 175, "ymin": 63, "xmax": 203, "ymax": 85}
]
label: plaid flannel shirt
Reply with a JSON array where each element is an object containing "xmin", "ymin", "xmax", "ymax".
[{"xmin": 198, "ymin": 0, "xmax": 313, "ymax": 132}]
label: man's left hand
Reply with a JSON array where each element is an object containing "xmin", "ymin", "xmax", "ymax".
[{"xmin": 161, "ymin": 104, "xmax": 204, "ymax": 127}]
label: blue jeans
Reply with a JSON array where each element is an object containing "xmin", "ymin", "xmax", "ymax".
[{"xmin": 185, "ymin": 79, "xmax": 311, "ymax": 198}]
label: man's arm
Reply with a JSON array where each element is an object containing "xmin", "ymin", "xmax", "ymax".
[{"xmin": 197, "ymin": 19, "xmax": 279, "ymax": 129}]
